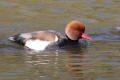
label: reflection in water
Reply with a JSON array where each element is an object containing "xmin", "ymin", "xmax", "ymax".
[
  {"xmin": 23, "ymin": 51, "xmax": 67, "ymax": 80},
  {"xmin": 18, "ymin": 36, "xmax": 89, "ymax": 79},
  {"xmin": 22, "ymin": 48, "xmax": 90, "ymax": 80},
  {"xmin": 65, "ymin": 50, "xmax": 89, "ymax": 80}
]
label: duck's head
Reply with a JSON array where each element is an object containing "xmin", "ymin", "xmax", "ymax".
[{"xmin": 65, "ymin": 21, "xmax": 92, "ymax": 40}]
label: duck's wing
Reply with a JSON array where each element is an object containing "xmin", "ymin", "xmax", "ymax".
[
  {"xmin": 8, "ymin": 30, "xmax": 62, "ymax": 45},
  {"xmin": 30, "ymin": 30, "xmax": 59, "ymax": 42}
]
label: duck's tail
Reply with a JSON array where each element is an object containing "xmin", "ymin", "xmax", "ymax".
[{"xmin": 8, "ymin": 36, "xmax": 15, "ymax": 41}]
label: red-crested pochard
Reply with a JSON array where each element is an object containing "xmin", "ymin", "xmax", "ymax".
[{"xmin": 8, "ymin": 21, "xmax": 92, "ymax": 51}]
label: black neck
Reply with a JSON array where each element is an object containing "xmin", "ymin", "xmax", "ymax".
[{"xmin": 65, "ymin": 35, "xmax": 79, "ymax": 42}]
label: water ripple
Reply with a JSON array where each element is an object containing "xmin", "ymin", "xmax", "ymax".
[
  {"xmin": 31, "ymin": 6, "xmax": 42, "ymax": 10},
  {"xmin": 0, "ymin": 25, "xmax": 4, "ymax": 29},
  {"xmin": 87, "ymin": 3, "xmax": 118, "ymax": 7},
  {"xmin": 91, "ymin": 33, "xmax": 120, "ymax": 41},
  {"xmin": 96, "ymin": 78, "xmax": 108, "ymax": 80},
  {"xmin": 52, "ymin": 9, "xmax": 66, "ymax": 12},
  {"xmin": 107, "ymin": 62, "xmax": 120, "ymax": 65},
  {"xmin": 0, "ymin": 1, "xmax": 17, "ymax": 6},
  {"xmin": 96, "ymin": 13, "xmax": 116, "ymax": 18},
  {"xmin": 81, "ymin": 58, "xmax": 108, "ymax": 61},
  {"xmin": 75, "ymin": 17, "xmax": 97, "ymax": 23}
]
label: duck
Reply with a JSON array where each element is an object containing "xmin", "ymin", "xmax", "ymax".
[{"xmin": 8, "ymin": 20, "xmax": 92, "ymax": 51}]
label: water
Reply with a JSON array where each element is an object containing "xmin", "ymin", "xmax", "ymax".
[{"xmin": 0, "ymin": 0, "xmax": 120, "ymax": 80}]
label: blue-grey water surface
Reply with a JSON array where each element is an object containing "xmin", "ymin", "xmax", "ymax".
[{"xmin": 0, "ymin": 0, "xmax": 120, "ymax": 80}]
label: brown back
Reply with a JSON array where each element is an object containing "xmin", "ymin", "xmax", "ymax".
[{"xmin": 31, "ymin": 31, "xmax": 57, "ymax": 42}]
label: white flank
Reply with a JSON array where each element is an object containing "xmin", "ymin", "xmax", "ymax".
[
  {"xmin": 25, "ymin": 39, "xmax": 51, "ymax": 51},
  {"xmin": 55, "ymin": 36, "xmax": 58, "ymax": 41}
]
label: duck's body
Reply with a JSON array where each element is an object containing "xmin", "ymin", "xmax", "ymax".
[
  {"xmin": 9, "ymin": 30, "xmax": 62, "ymax": 50},
  {"xmin": 8, "ymin": 21, "xmax": 91, "ymax": 51}
]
